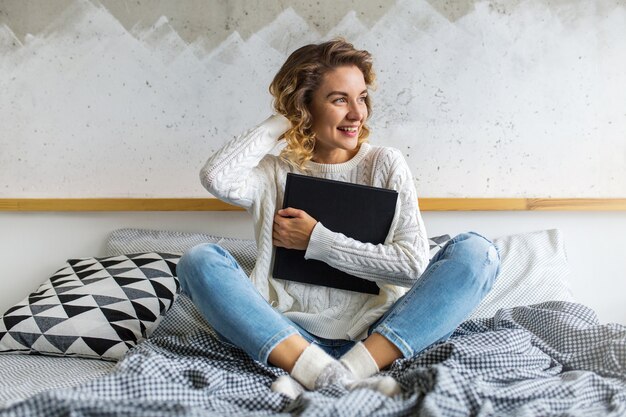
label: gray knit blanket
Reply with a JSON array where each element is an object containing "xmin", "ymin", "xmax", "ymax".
[{"xmin": 2, "ymin": 298, "xmax": 625, "ymax": 417}]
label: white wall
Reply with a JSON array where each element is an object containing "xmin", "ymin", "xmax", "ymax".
[
  {"xmin": 1, "ymin": 0, "xmax": 625, "ymax": 198},
  {"xmin": 1, "ymin": 211, "xmax": 624, "ymax": 325}
]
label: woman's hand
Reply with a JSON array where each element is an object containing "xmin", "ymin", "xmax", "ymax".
[{"xmin": 273, "ymin": 208, "xmax": 317, "ymax": 250}]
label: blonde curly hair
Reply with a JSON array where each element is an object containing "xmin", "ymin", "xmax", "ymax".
[{"xmin": 269, "ymin": 39, "xmax": 376, "ymax": 170}]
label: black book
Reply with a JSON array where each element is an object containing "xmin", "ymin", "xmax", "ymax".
[{"xmin": 272, "ymin": 173, "xmax": 398, "ymax": 295}]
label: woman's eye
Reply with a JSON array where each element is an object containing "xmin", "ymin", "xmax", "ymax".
[{"xmin": 332, "ymin": 96, "xmax": 366, "ymax": 104}]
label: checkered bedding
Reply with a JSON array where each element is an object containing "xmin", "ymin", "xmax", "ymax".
[{"xmin": 1, "ymin": 297, "xmax": 625, "ymax": 417}]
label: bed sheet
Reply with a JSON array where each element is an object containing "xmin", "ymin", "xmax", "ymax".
[
  {"xmin": 0, "ymin": 354, "xmax": 116, "ymax": 408},
  {"xmin": 1, "ymin": 296, "xmax": 624, "ymax": 417}
]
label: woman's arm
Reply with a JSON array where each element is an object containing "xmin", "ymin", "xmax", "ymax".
[
  {"xmin": 200, "ymin": 115, "xmax": 290, "ymax": 209},
  {"xmin": 303, "ymin": 149, "xmax": 430, "ymax": 288}
]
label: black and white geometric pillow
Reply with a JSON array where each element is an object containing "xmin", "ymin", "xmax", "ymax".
[
  {"xmin": 0, "ymin": 252, "xmax": 180, "ymax": 361},
  {"xmin": 428, "ymin": 234, "xmax": 451, "ymax": 259}
]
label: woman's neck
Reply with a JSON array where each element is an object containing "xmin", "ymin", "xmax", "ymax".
[
  {"xmin": 311, "ymin": 146, "xmax": 360, "ymax": 164},
  {"xmin": 305, "ymin": 143, "xmax": 370, "ymax": 174}
]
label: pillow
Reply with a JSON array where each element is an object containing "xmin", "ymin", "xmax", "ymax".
[
  {"xmin": 105, "ymin": 228, "xmax": 451, "ymax": 275},
  {"xmin": 427, "ymin": 234, "xmax": 451, "ymax": 259},
  {"xmin": 106, "ymin": 228, "xmax": 258, "ymax": 276},
  {"xmin": 469, "ymin": 229, "xmax": 575, "ymax": 319},
  {"xmin": 105, "ymin": 228, "xmax": 573, "ymax": 323},
  {"xmin": 0, "ymin": 252, "xmax": 180, "ymax": 361}
]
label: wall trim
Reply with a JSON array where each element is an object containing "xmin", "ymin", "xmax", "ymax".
[{"xmin": 1, "ymin": 198, "xmax": 626, "ymax": 211}]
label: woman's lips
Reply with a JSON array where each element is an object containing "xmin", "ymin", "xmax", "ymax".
[{"xmin": 338, "ymin": 126, "xmax": 359, "ymax": 137}]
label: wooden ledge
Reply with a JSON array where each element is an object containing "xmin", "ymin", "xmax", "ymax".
[
  {"xmin": 0, "ymin": 198, "xmax": 245, "ymax": 212},
  {"xmin": 424, "ymin": 198, "xmax": 626, "ymax": 211},
  {"xmin": 1, "ymin": 198, "xmax": 626, "ymax": 212}
]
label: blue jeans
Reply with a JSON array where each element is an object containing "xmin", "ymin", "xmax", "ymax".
[{"xmin": 177, "ymin": 232, "xmax": 500, "ymax": 365}]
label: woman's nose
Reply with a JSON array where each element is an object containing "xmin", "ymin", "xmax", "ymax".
[{"xmin": 347, "ymin": 102, "xmax": 364, "ymax": 121}]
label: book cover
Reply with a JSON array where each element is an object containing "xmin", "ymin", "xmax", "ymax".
[{"xmin": 272, "ymin": 173, "xmax": 398, "ymax": 295}]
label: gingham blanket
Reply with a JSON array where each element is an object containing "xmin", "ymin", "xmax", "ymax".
[{"xmin": 2, "ymin": 300, "xmax": 625, "ymax": 417}]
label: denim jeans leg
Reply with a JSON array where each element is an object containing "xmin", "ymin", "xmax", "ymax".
[
  {"xmin": 177, "ymin": 243, "xmax": 299, "ymax": 364},
  {"xmin": 369, "ymin": 232, "xmax": 500, "ymax": 358}
]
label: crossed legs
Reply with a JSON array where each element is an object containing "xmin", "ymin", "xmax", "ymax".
[{"xmin": 177, "ymin": 232, "xmax": 499, "ymax": 395}]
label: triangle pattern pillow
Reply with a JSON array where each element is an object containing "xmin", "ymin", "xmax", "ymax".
[
  {"xmin": 427, "ymin": 234, "xmax": 451, "ymax": 259},
  {"xmin": 0, "ymin": 252, "xmax": 180, "ymax": 361}
]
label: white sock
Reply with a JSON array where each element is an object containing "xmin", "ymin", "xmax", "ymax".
[
  {"xmin": 271, "ymin": 375, "xmax": 305, "ymax": 400},
  {"xmin": 271, "ymin": 373, "xmax": 401, "ymax": 399},
  {"xmin": 288, "ymin": 343, "xmax": 402, "ymax": 396},
  {"xmin": 340, "ymin": 341, "xmax": 379, "ymax": 379},
  {"xmin": 290, "ymin": 344, "xmax": 352, "ymax": 390},
  {"xmin": 346, "ymin": 376, "xmax": 402, "ymax": 397},
  {"xmin": 341, "ymin": 342, "xmax": 402, "ymax": 396}
]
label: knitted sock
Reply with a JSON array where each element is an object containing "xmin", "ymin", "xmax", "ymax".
[
  {"xmin": 340, "ymin": 342, "xmax": 402, "ymax": 396},
  {"xmin": 339, "ymin": 341, "xmax": 379, "ymax": 379},
  {"xmin": 346, "ymin": 375, "xmax": 402, "ymax": 396},
  {"xmin": 272, "ymin": 373, "xmax": 401, "ymax": 399},
  {"xmin": 290, "ymin": 344, "xmax": 352, "ymax": 390},
  {"xmin": 288, "ymin": 343, "xmax": 401, "ymax": 397},
  {"xmin": 270, "ymin": 375, "xmax": 305, "ymax": 400}
]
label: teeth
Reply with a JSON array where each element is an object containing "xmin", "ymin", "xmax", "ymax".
[{"xmin": 339, "ymin": 127, "xmax": 358, "ymax": 132}]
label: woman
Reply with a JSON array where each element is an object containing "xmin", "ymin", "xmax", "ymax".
[{"xmin": 177, "ymin": 39, "xmax": 500, "ymax": 398}]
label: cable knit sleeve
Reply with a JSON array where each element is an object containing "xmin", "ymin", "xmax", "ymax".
[
  {"xmin": 304, "ymin": 149, "xmax": 430, "ymax": 288},
  {"xmin": 199, "ymin": 115, "xmax": 291, "ymax": 209}
]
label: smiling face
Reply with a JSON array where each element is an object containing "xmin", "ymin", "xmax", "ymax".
[{"xmin": 309, "ymin": 65, "xmax": 369, "ymax": 164}]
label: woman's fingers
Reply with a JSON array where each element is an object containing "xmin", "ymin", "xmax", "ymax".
[{"xmin": 273, "ymin": 210, "xmax": 316, "ymax": 250}]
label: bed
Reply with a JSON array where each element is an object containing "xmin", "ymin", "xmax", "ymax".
[{"xmin": 1, "ymin": 227, "xmax": 625, "ymax": 416}]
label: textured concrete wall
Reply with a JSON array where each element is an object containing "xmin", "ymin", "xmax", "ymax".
[{"xmin": 1, "ymin": 0, "xmax": 625, "ymax": 197}]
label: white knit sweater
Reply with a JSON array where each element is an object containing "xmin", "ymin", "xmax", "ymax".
[{"xmin": 200, "ymin": 115, "xmax": 430, "ymax": 340}]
